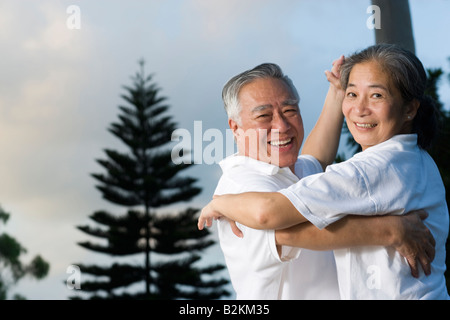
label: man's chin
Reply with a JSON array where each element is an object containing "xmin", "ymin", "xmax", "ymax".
[{"xmin": 270, "ymin": 156, "xmax": 297, "ymax": 169}]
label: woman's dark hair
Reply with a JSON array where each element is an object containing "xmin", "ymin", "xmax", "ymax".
[{"xmin": 340, "ymin": 43, "xmax": 439, "ymax": 149}]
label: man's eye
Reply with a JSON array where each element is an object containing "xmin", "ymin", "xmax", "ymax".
[
  {"xmin": 372, "ymin": 93, "xmax": 382, "ymax": 98},
  {"xmin": 346, "ymin": 92, "xmax": 357, "ymax": 98}
]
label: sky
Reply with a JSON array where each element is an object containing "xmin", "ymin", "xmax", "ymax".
[{"xmin": 1, "ymin": 0, "xmax": 449, "ymax": 300}]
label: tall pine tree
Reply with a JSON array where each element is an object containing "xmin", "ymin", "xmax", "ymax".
[{"xmin": 72, "ymin": 61, "xmax": 229, "ymax": 299}]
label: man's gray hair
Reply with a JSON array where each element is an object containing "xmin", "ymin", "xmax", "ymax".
[{"xmin": 222, "ymin": 63, "xmax": 300, "ymax": 125}]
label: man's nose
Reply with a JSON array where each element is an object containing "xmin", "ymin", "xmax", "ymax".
[{"xmin": 272, "ymin": 113, "xmax": 291, "ymax": 132}]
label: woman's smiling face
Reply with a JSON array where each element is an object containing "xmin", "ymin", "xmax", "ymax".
[{"xmin": 342, "ymin": 60, "xmax": 418, "ymax": 151}]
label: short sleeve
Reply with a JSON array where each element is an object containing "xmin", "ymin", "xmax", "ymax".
[
  {"xmin": 295, "ymin": 155, "xmax": 323, "ymax": 179},
  {"xmin": 279, "ymin": 161, "xmax": 378, "ymax": 229}
]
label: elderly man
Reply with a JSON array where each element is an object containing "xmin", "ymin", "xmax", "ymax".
[{"xmin": 209, "ymin": 61, "xmax": 433, "ymax": 300}]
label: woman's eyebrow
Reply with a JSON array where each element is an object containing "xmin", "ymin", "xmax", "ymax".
[
  {"xmin": 368, "ymin": 84, "xmax": 388, "ymax": 91},
  {"xmin": 347, "ymin": 83, "xmax": 388, "ymax": 91}
]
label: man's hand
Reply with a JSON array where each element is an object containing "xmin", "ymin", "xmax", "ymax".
[{"xmin": 391, "ymin": 210, "xmax": 436, "ymax": 278}]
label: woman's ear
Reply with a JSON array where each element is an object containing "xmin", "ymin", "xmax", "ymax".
[{"xmin": 405, "ymin": 98, "xmax": 420, "ymax": 121}]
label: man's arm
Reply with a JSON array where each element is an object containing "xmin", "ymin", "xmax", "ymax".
[
  {"xmin": 301, "ymin": 56, "xmax": 345, "ymax": 170},
  {"xmin": 275, "ymin": 211, "xmax": 436, "ymax": 277}
]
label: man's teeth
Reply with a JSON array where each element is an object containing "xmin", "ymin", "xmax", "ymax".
[
  {"xmin": 355, "ymin": 123, "xmax": 377, "ymax": 128},
  {"xmin": 270, "ymin": 138, "xmax": 292, "ymax": 146}
]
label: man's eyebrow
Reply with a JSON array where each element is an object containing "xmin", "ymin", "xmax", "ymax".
[
  {"xmin": 282, "ymin": 98, "xmax": 299, "ymax": 106},
  {"xmin": 251, "ymin": 99, "xmax": 299, "ymax": 113},
  {"xmin": 251, "ymin": 105, "xmax": 273, "ymax": 113}
]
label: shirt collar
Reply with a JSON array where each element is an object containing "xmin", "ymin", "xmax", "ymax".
[
  {"xmin": 360, "ymin": 134, "xmax": 418, "ymax": 154},
  {"xmin": 219, "ymin": 153, "xmax": 281, "ymax": 175}
]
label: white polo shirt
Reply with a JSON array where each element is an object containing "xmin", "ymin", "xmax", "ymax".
[
  {"xmin": 214, "ymin": 154, "xmax": 340, "ymax": 300},
  {"xmin": 279, "ymin": 134, "xmax": 450, "ymax": 299}
]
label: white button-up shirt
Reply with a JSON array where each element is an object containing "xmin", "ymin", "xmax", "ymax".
[
  {"xmin": 280, "ymin": 134, "xmax": 450, "ymax": 299},
  {"xmin": 214, "ymin": 154, "xmax": 340, "ymax": 300}
]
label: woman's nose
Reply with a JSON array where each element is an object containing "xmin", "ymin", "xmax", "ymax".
[{"xmin": 354, "ymin": 98, "xmax": 370, "ymax": 116}]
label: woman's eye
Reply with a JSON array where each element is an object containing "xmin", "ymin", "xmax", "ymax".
[
  {"xmin": 372, "ymin": 93, "xmax": 382, "ymax": 98},
  {"xmin": 346, "ymin": 92, "xmax": 357, "ymax": 98}
]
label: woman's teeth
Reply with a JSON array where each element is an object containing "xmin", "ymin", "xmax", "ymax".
[{"xmin": 355, "ymin": 123, "xmax": 377, "ymax": 128}]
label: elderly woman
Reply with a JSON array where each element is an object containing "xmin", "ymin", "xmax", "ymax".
[{"xmin": 198, "ymin": 44, "xmax": 449, "ymax": 300}]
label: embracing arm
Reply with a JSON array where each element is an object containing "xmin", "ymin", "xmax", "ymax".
[
  {"xmin": 276, "ymin": 216, "xmax": 391, "ymax": 250},
  {"xmin": 197, "ymin": 192, "xmax": 307, "ymax": 231},
  {"xmin": 276, "ymin": 211, "xmax": 435, "ymax": 277},
  {"xmin": 197, "ymin": 189, "xmax": 436, "ymax": 277}
]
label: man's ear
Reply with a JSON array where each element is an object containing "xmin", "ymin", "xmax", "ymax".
[{"xmin": 228, "ymin": 118, "xmax": 239, "ymax": 137}]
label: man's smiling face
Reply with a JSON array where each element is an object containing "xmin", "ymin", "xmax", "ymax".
[{"xmin": 229, "ymin": 77, "xmax": 304, "ymax": 170}]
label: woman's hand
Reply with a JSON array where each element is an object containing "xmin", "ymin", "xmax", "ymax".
[
  {"xmin": 197, "ymin": 196, "xmax": 244, "ymax": 238},
  {"xmin": 325, "ymin": 54, "xmax": 344, "ymax": 90},
  {"xmin": 197, "ymin": 199, "xmax": 223, "ymax": 230}
]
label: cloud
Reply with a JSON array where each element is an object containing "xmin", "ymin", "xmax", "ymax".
[
  {"xmin": 2, "ymin": 0, "xmax": 449, "ymax": 300},
  {"xmin": 0, "ymin": 2, "xmax": 103, "ymax": 295},
  {"xmin": 0, "ymin": 1, "xmax": 93, "ymax": 199}
]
